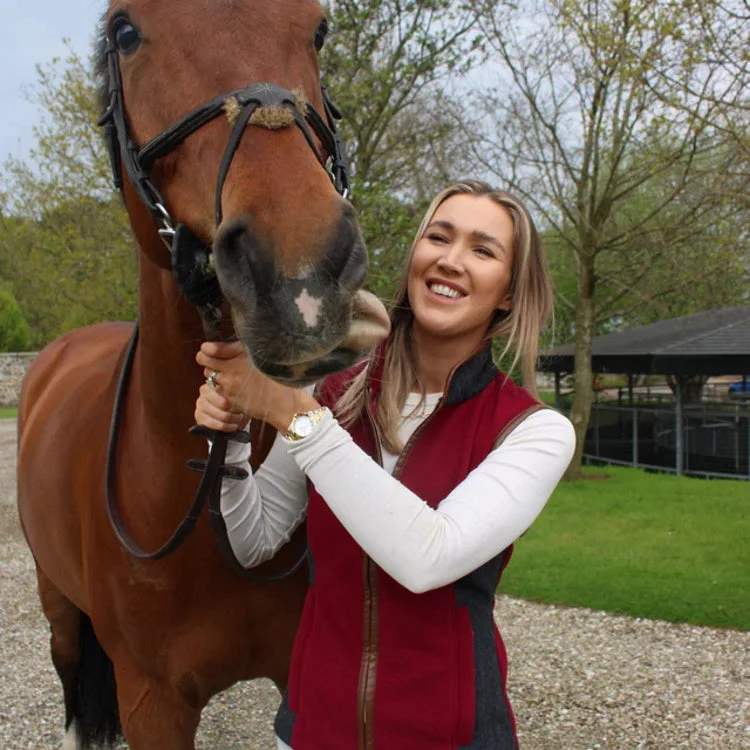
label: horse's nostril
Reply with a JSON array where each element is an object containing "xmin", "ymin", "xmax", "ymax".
[
  {"xmin": 339, "ymin": 247, "xmax": 368, "ymax": 290},
  {"xmin": 214, "ymin": 214, "xmax": 276, "ymax": 302},
  {"xmin": 321, "ymin": 219, "xmax": 353, "ymax": 279},
  {"xmin": 319, "ymin": 207, "xmax": 367, "ymax": 289}
]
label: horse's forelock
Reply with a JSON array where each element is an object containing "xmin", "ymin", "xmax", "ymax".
[{"xmin": 94, "ymin": 13, "xmax": 110, "ymax": 115}]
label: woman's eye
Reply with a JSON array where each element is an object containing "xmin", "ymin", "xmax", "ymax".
[
  {"xmin": 428, "ymin": 233, "xmax": 448, "ymax": 243},
  {"xmin": 475, "ymin": 246, "xmax": 494, "ymax": 258},
  {"xmin": 112, "ymin": 17, "xmax": 142, "ymax": 55}
]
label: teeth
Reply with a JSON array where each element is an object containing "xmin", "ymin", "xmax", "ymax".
[{"xmin": 429, "ymin": 283, "xmax": 462, "ymax": 299}]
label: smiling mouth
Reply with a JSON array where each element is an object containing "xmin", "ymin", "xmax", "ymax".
[{"xmin": 427, "ymin": 282, "xmax": 465, "ymax": 300}]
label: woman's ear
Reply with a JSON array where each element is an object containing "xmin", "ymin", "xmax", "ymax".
[{"xmin": 497, "ymin": 294, "xmax": 512, "ymax": 312}]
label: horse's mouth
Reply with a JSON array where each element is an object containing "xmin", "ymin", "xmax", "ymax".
[
  {"xmin": 337, "ymin": 289, "xmax": 391, "ymax": 356},
  {"xmin": 252, "ymin": 290, "xmax": 390, "ymax": 386}
]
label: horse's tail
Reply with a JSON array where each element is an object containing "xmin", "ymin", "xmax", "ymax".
[{"xmin": 72, "ymin": 613, "xmax": 122, "ymax": 749}]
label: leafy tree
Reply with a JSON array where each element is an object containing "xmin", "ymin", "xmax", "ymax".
[
  {"xmin": 2, "ymin": 6, "xmax": 490, "ymax": 342},
  {"xmin": 0, "ymin": 46, "xmax": 137, "ymax": 348},
  {"xmin": 0, "ymin": 288, "xmax": 31, "ymax": 352},
  {"xmin": 471, "ymin": 0, "xmax": 747, "ymax": 476},
  {"xmin": 594, "ymin": 146, "xmax": 749, "ymax": 328},
  {"xmin": 321, "ymin": 0, "xmax": 488, "ymax": 302}
]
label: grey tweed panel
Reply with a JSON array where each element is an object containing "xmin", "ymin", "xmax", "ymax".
[
  {"xmin": 274, "ymin": 693, "xmax": 296, "ymax": 745},
  {"xmin": 457, "ymin": 549, "xmax": 518, "ymax": 750}
]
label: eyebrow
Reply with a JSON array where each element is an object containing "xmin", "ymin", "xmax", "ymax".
[{"xmin": 425, "ymin": 220, "xmax": 508, "ymax": 256}]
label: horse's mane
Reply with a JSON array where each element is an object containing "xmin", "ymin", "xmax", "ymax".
[{"xmin": 94, "ymin": 15, "xmax": 109, "ymax": 114}]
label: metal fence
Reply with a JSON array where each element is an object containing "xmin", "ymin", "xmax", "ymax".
[{"xmin": 583, "ymin": 404, "xmax": 750, "ymax": 480}]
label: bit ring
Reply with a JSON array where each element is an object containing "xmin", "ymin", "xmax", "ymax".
[{"xmin": 206, "ymin": 370, "xmax": 219, "ymax": 389}]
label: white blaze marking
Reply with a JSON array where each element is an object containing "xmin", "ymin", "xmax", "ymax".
[{"xmin": 296, "ymin": 289, "xmax": 322, "ymax": 328}]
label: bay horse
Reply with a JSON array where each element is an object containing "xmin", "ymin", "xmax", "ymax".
[{"xmin": 16, "ymin": 1, "xmax": 389, "ymax": 748}]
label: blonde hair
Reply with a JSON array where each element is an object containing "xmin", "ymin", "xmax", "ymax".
[{"xmin": 335, "ymin": 180, "xmax": 553, "ymax": 453}]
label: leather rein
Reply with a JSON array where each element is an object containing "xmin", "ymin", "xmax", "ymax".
[{"xmin": 100, "ymin": 39, "xmax": 349, "ymax": 581}]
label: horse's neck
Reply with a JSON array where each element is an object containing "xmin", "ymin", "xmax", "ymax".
[{"xmin": 133, "ymin": 248, "xmax": 206, "ymax": 438}]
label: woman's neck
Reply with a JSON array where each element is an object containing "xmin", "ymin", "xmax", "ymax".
[{"xmin": 412, "ymin": 330, "xmax": 485, "ymax": 393}]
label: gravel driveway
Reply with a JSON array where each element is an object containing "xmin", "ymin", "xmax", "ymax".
[{"xmin": 1, "ymin": 419, "xmax": 748, "ymax": 749}]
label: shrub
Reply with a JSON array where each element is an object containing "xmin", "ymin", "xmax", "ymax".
[{"xmin": 0, "ymin": 290, "xmax": 32, "ymax": 352}]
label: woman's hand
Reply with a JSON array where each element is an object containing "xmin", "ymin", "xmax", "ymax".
[
  {"xmin": 195, "ymin": 341, "xmax": 319, "ymax": 433},
  {"xmin": 195, "ymin": 382, "xmax": 248, "ymax": 433}
]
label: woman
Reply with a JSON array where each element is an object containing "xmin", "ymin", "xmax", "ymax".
[{"xmin": 195, "ymin": 180, "xmax": 575, "ymax": 749}]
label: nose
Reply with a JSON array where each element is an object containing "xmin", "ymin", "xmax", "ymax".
[
  {"xmin": 316, "ymin": 201, "xmax": 367, "ymax": 289},
  {"xmin": 436, "ymin": 242, "xmax": 465, "ymax": 275}
]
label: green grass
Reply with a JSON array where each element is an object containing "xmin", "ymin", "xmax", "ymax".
[
  {"xmin": 499, "ymin": 466, "xmax": 750, "ymax": 630},
  {"xmin": 538, "ymin": 390, "xmax": 556, "ymax": 406},
  {"xmin": 0, "ymin": 407, "xmax": 17, "ymax": 419},
  {"xmin": 538, "ymin": 390, "xmax": 572, "ymax": 408}
]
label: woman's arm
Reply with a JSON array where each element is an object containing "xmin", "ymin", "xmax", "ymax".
[
  {"xmin": 287, "ymin": 408, "xmax": 575, "ymax": 593},
  {"xmin": 218, "ymin": 430, "xmax": 308, "ymax": 567},
  {"xmin": 194, "ymin": 345, "xmax": 313, "ymax": 568},
  {"xmin": 194, "ymin": 342, "xmax": 574, "ymax": 585}
]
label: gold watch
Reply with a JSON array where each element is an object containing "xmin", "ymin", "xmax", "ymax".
[{"xmin": 285, "ymin": 407, "xmax": 328, "ymax": 441}]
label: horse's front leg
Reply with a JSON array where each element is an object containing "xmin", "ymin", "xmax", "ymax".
[{"xmin": 115, "ymin": 663, "xmax": 202, "ymax": 750}]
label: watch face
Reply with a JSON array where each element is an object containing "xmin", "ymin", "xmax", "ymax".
[{"xmin": 294, "ymin": 414, "xmax": 315, "ymax": 437}]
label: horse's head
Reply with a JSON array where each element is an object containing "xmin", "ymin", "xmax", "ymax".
[{"xmin": 97, "ymin": 0, "xmax": 389, "ymax": 385}]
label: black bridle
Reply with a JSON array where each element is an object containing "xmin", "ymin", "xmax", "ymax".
[
  {"xmin": 98, "ymin": 42, "xmax": 350, "ymax": 243},
  {"xmin": 101, "ymin": 39, "xmax": 349, "ymax": 580},
  {"xmin": 98, "ymin": 41, "xmax": 350, "ymax": 321}
]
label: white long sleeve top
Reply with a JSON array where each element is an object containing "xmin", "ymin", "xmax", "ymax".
[{"xmin": 218, "ymin": 392, "xmax": 575, "ymax": 594}]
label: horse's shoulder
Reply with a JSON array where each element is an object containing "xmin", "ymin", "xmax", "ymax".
[
  {"xmin": 19, "ymin": 322, "xmax": 134, "ymax": 428},
  {"xmin": 32, "ymin": 322, "xmax": 132, "ymax": 369}
]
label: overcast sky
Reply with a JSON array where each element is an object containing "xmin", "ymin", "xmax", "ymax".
[{"xmin": 2, "ymin": 0, "xmax": 105, "ymax": 163}]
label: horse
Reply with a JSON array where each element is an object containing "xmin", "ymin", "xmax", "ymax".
[{"xmin": 16, "ymin": 1, "xmax": 389, "ymax": 748}]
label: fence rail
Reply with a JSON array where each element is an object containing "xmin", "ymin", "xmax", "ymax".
[{"xmin": 583, "ymin": 404, "xmax": 750, "ymax": 480}]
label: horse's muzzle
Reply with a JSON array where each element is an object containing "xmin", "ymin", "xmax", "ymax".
[{"xmin": 212, "ymin": 208, "xmax": 389, "ymax": 384}]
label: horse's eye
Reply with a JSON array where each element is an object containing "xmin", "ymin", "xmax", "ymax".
[
  {"xmin": 314, "ymin": 18, "xmax": 328, "ymax": 52},
  {"xmin": 111, "ymin": 17, "xmax": 142, "ymax": 55}
]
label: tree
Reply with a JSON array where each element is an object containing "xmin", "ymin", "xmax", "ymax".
[
  {"xmin": 471, "ymin": 0, "xmax": 747, "ymax": 476},
  {"xmin": 0, "ymin": 46, "xmax": 137, "ymax": 347},
  {"xmin": 1, "ymin": 6, "xmax": 491, "ymax": 343},
  {"xmin": 673, "ymin": 0, "xmax": 749, "ymax": 164},
  {"xmin": 593, "ymin": 145, "xmax": 749, "ymax": 328},
  {"xmin": 321, "ymin": 0, "xmax": 488, "ymax": 302},
  {"xmin": 0, "ymin": 288, "xmax": 31, "ymax": 352}
]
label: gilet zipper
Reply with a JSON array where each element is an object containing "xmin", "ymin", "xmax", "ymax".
[
  {"xmin": 356, "ymin": 386, "xmax": 447, "ymax": 749},
  {"xmin": 357, "ymin": 389, "xmax": 384, "ymax": 750}
]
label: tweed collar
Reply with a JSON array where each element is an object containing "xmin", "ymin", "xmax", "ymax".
[{"xmin": 365, "ymin": 338, "xmax": 499, "ymax": 407}]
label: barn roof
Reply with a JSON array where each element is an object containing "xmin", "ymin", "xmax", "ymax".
[{"xmin": 539, "ymin": 306, "xmax": 750, "ymax": 376}]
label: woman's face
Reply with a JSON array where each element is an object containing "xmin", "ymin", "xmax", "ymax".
[{"xmin": 406, "ymin": 193, "xmax": 515, "ymax": 350}]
